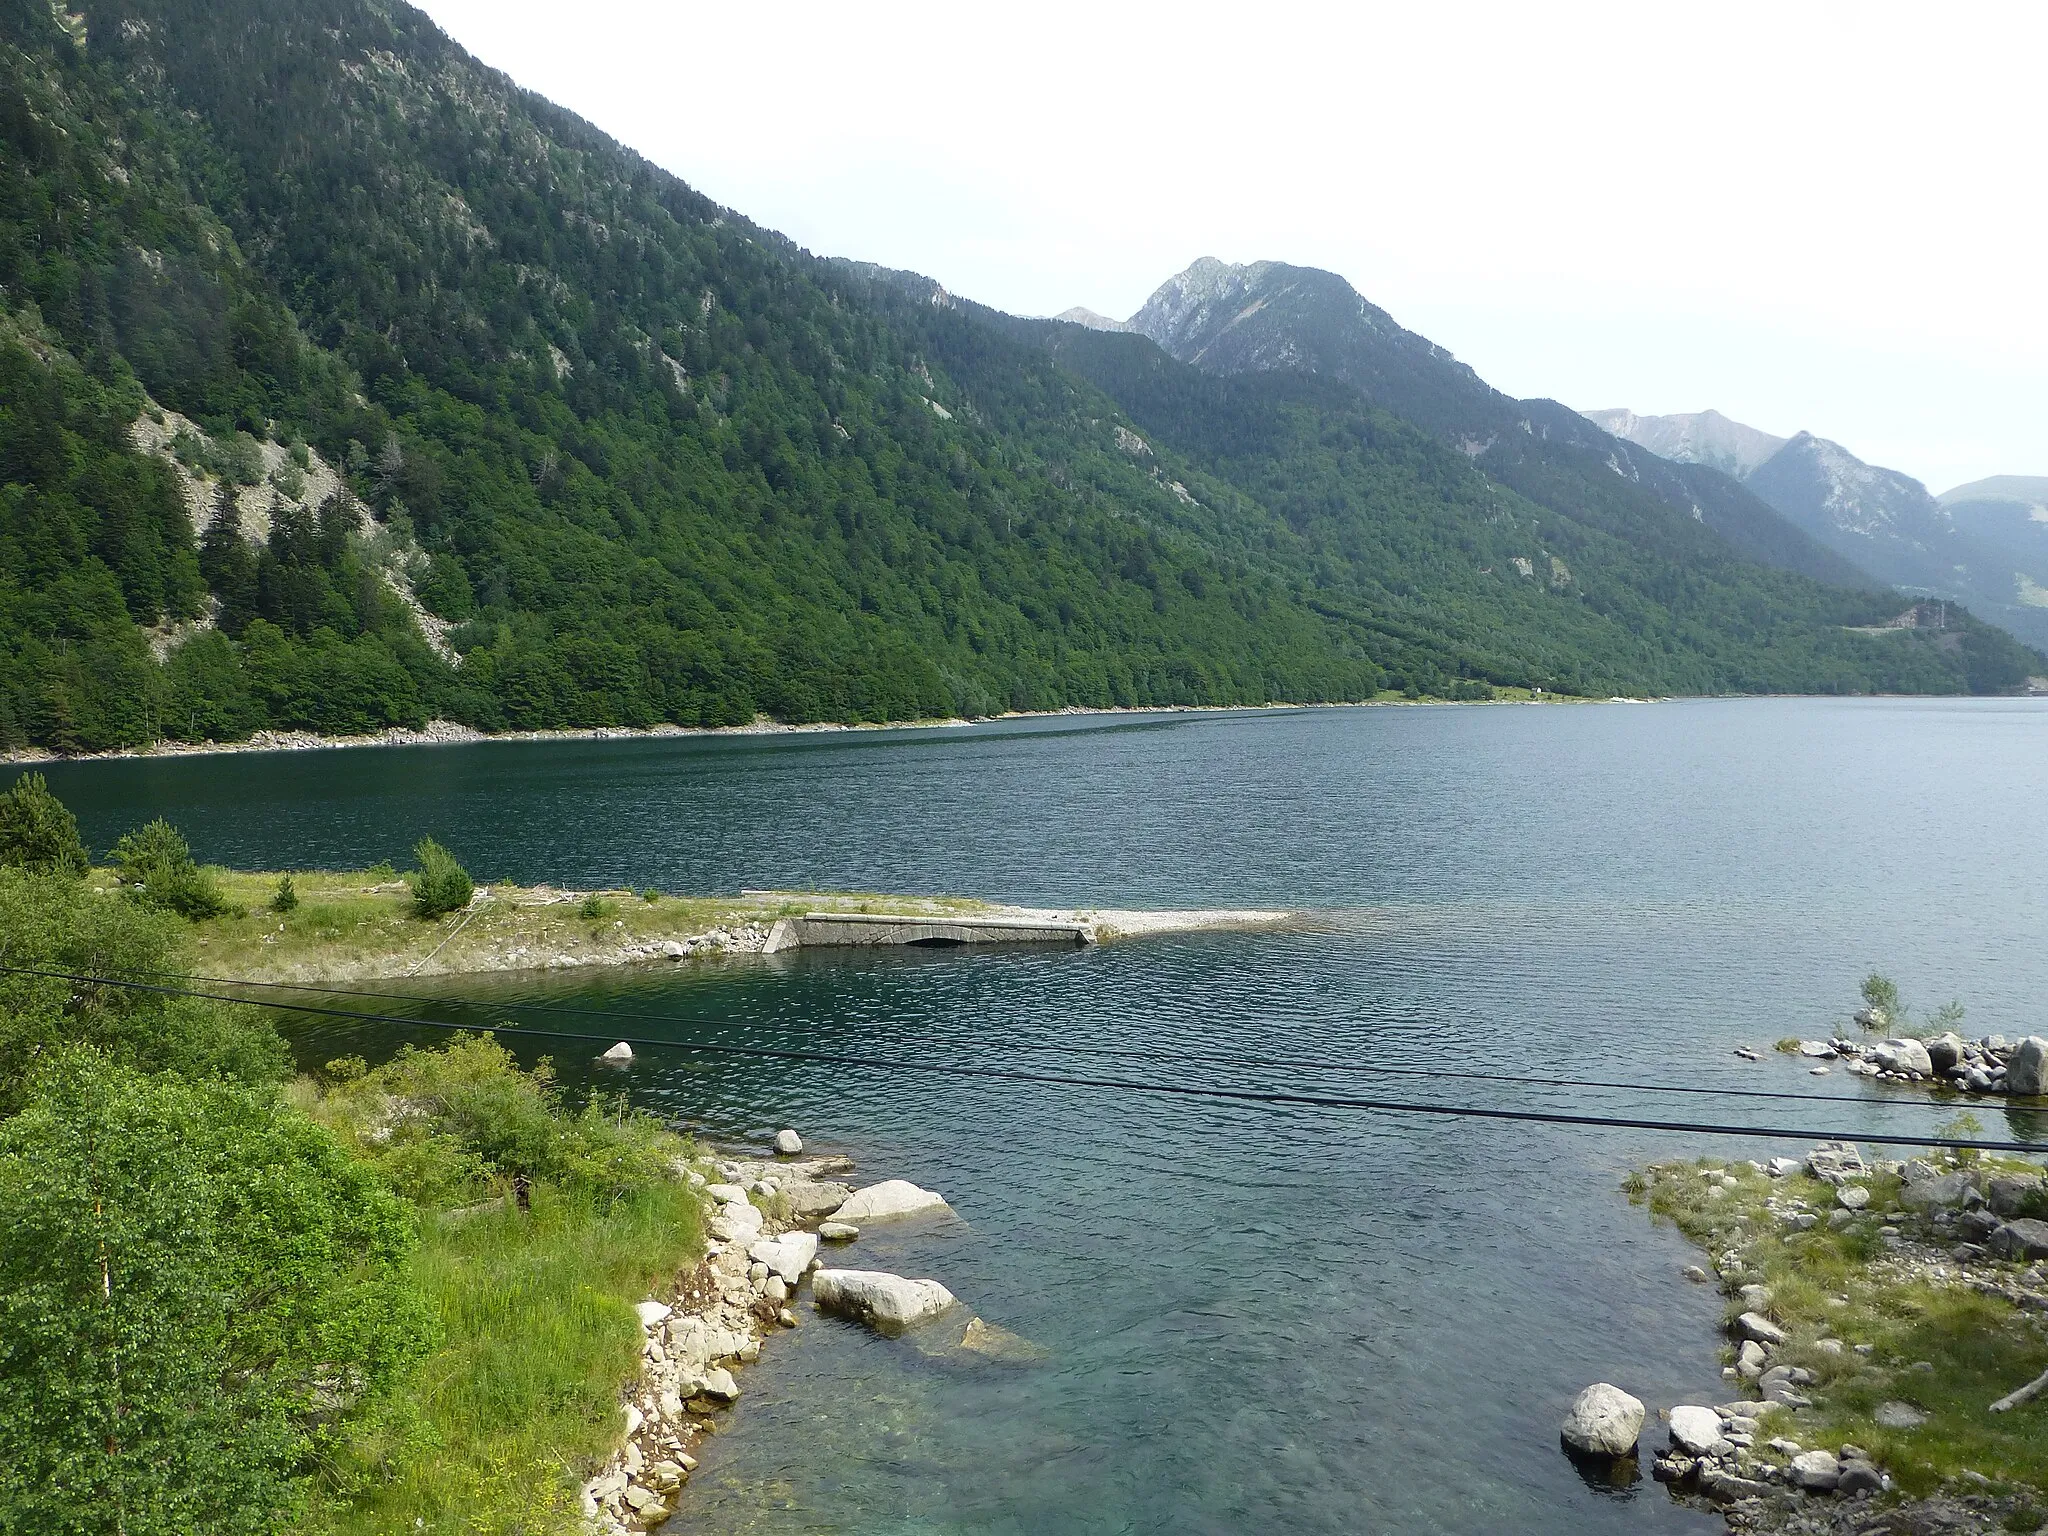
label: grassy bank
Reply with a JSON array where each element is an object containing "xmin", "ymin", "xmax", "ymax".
[
  {"xmin": 301, "ymin": 1181, "xmax": 704, "ymax": 1536},
  {"xmin": 1634, "ymin": 1152, "xmax": 2048, "ymax": 1502},
  {"xmin": 143, "ymin": 867, "xmax": 994, "ymax": 983}
]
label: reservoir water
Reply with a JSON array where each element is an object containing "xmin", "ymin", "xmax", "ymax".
[{"xmin": 42, "ymin": 698, "xmax": 2048, "ymax": 1534}]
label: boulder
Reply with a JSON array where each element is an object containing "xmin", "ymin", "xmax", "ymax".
[
  {"xmin": 713, "ymin": 1200, "xmax": 764, "ymax": 1238},
  {"xmin": 633, "ymin": 1300, "xmax": 672, "ymax": 1328},
  {"xmin": 1897, "ymin": 1172, "xmax": 1974, "ymax": 1212},
  {"xmin": 1874, "ymin": 1401, "xmax": 1926, "ymax": 1429},
  {"xmin": 831, "ymin": 1179, "xmax": 950, "ymax": 1223},
  {"xmin": 1925, "ymin": 1032, "xmax": 1966, "ymax": 1074},
  {"xmin": 1559, "ymin": 1382, "xmax": 1644, "ymax": 1457},
  {"xmin": 1737, "ymin": 1340, "xmax": 1767, "ymax": 1378},
  {"xmin": 1798, "ymin": 1041, "xmax": 1836, "ymax": 1058},
  {"xmin": 1987, "ymin": 1176, "xmax": 2043, "ymax": 1219},
  {"xmin": 1837, "ymin": 1185, "xmax": 1870, "ymax": 1210},
  {"xmin": 1788, "ymin": 1449, "xmax": 1840, "ymax": 1491},
  {"xmin": 1874, "ymin": 1038, "xmax": 1932, "ymax": 1077},
  {"xmin": 599, "ymin": 1041, "xmax": 633, "ymax": 1063},
  {"xmin": 773, "ymin": 1128, "xmax": 804, "ymax": 1155},
  {"xmin": 1668, "ymin": 1405, "xmax": 1730, "ymax": 1457},
  {"xmin": 1736, "ymin": 1312, "xmax": 1785, "ymax": 1346},
  {"xmin": 2010, "ymin": 1037, "xmax": 2048, "ymax": 1097},
  {"xmin": 812, "ymin": 1268, "xmax": 957, "ymax": 1334},
  {"xmin": 958, "ymin": 1316, "xmax": 1051, "ymax": 1363},
  {"xmin": 781, "ymin": 1180, "xmax": 857, "ymax": 1220},
  {"xmin": 818, "ymin": 1221, "xmax": 860, "ymax": 1242},
  {"xmin": 748, "ymin": 1231, "xmax": 819, "ymax": 1285},
  {"xmin": 1837, "ymin": 1460, "xmax": 1883, "ymax": 1495},
  {"xmin": 704, "ymin": 1183, "xmax": 750, "ymax": 1204},
  {"xmin": 699, "ymin": 1366, "xmax": 740, "ymax": 1402},
  {"xmin": 1699, "ymin": 1467, "xmax": 1768, "ymax": 1504},
  {"xmin": 1988, "ymin": 1218, "xmax": 2048, "ymax": 1260}
]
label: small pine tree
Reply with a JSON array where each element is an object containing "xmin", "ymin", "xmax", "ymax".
[
  {"xmin": 271, "ymin": 872, "xmax": 299, "ymax": 913},
  {"xmin": 0, "ymin": 773, "xmax": 90, "ymax": 876},
  {"xmin": 407, "ymin": 838, "xmax": 472, "ymax": 919}
]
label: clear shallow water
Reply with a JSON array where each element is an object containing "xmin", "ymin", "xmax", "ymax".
[{"xmin": 41, "ymin": 698, "xmax": 2048, "ymax": 1534}]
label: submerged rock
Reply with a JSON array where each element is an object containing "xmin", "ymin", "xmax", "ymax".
[
  {"xmin": 812, "ymin": 1268, "xmax": 957, "ymax": 1333},
  {"xmin": 831, "ymin": 1179, "xmax": 950, "ymax": 1223},
  {"xmin": 1559, "ymin": 1383, "xmax": 1644, "ymax": 1457},
  {"xmin": 599, "ymin": 1040, "xmax": 633, "ymax": 1063},
  {"xmin": 958, "ymin": 1316, "xmax": 1051, "ymax": 1363}
]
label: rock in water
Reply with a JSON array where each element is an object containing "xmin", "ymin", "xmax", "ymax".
[
  {"xmin": 831, "ymin": 1179, "xmax": 950, "ymax": 1223},
  {"xmin": 774, "ymin": 1128, "xmax": 804, "ymax": 1155},
  {"xmin": 599, "ymin": 1040, "xmax": 633, "ymax": 1063},
  {"xmin": 1925, "ymin": 1032, "xmax": 1966, "ymax": 1073},
  {"xmin": 958, "ymin": 1316, "xmax": 1052, "ymax": 1363},
  {"xmin": 812, "ymin": 1269, "xmax": 957, "ymax": 1333},
  {"xmin": 818, "ymin": 1221, "xmax": 860, "ymax": 1242},
  {"xmin": 2010, "ymin": 1037, "xmax": 2048, "ymax": 1096},
  {"xmin": 1559, "ymin": 1383, "xmax": 1644, "ymax": 1457},
  {"xmin": 1667, "ymin": 1405, "xmax": 1729, "ymax": 1457},
  {"xmin": 1876, "ymin": 1038, "xmax": 1933, "ymax": 1077}
]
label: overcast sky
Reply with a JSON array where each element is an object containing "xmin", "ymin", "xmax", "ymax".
[{"xmin": 417, "ymin": 0, "xmax": 2043, "ymax": 494}]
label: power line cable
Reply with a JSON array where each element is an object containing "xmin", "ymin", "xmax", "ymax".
[
  {"xmin": 10, "ymin": 964, "xmax": 2044, "ymax": 1154},
  {"xmin": 148, "ymin": 966, "xmax": 1981, "ymax": 1114}
]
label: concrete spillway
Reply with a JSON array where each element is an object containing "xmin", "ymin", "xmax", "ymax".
[{"xmin": 762, "ymin": 912, "xmax": 1094, "ymax": 954}]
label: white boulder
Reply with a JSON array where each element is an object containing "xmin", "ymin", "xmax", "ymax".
[
  {"xmin": 1560, "ymin": 1383, "xmax": 1643, "ymax": 1457},
  {"xmin": 812, "ymin": 1268, "xmax": 957, "ymax": 1333},
  {"xmin": 748, "ymin": 1231, "xmax": 819, "ymax": 1285},
  {"xmin": 599, "ymin": 1041, "xmax": 633, "ymax": 1062},
  {"xmin": 774, "ymin": 1128, "xmax": 804, "ymax": 1154},
  {"xmin": 633, "ymin": 1300, "xmax": 672, "ymax": 1329},
  {"xmin": 831, "ymin": 1179, "xmax": 950, "ymax": 1223},
  {"xmin": 1667, "ymin": 1405, "xmax": 1730, "ymax": 1458},
  {"xmin": 2010, "ymin": 1037, "xmax": 2048, "ymax": 1096}
]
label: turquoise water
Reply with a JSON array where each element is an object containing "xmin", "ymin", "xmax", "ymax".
[{"xmin": 42, "ymin": 699, "xmax": 2048, "ymax": 1533}]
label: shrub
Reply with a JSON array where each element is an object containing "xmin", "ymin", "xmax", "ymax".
[
  {"xmin": 407, "ymin": 838, "xmax": 472, "ymax": 919},
  {"xmin": 0, "ymin": 870, "xmax": 286, "ymax": 1113},
  {"xmin": 0, "ymin": 1052, "xmax": 431, "ymax": 1535},
  {"xmin": 305, "ymin": 1035, "xmax": 681, "ymax": 1207},
  {"xmin": 0, "ymin": 772, "xmax": 89, "ymax": 876},
  {"xmin": 578, "ymin": 893, "xmax": 615, "ymax": 920},
  {"xmin": 270, "ymin": 872, "xmax": 298, "ymax": 913},
  {"xmin": 1859, "ymin": 972, "xmax": 1900, "ymax": 1027},
  {"xmin": 108, "ymin": 819, "xmax": 230, "ymax": 920},
  {"xmin": 638, "ymin": 888, "xmax": 660, "ymax": 903}
]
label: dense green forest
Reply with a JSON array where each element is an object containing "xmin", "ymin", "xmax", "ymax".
[{"xmin": 0, "ymin": 0, "xmax": 2036, "ymax": 755}]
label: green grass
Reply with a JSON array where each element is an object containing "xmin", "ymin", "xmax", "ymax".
[
  {"xmin": 1637, "ymin": 1158, "xmax": 2048, "ymax": 1496},
  {"xmin": 303, "ymin": 1179, "xmax": 704, "ymax": 1536}
]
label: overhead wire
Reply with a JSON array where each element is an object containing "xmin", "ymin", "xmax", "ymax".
[
  {"xmin": 131, "ymin": 965, "xmax": 1994, "ymax": 1114},
  {"xmin": 8, "ymin": 963, "xmax": 2044, "ymax": 1154}
]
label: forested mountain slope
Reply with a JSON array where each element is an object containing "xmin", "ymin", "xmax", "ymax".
[
  {"xmin": 0, "ymin": 0, "xmax": 2035, "ymax": 756},
  {"xmin": 1127, "ymin": 259, "xmax": 1876, "ymax": 590}
]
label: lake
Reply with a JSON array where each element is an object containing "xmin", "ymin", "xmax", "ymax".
[{"xmin": 40, "ymin": 698, "xmax": 2048, "ymax": 1533}]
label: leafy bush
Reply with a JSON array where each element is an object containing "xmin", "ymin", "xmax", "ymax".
[
  {"xmin": 1859, "ymin": 972, "xmax": 1901, "ymax": 1028},
  {"xmin": 271, "ymin": 871, "xmax": 298, "ymax": 913},
  {"xmin": 0, "ymin": 1052, "xmax": 432, "ymax": 1535},
  {"xmin": 638, "ymin": 888, "xmax": 660, "ymax": 903},
  {"xmin": 0, "ymin": 772, "xmax": 89, "ymax": 876},
  {"xmin": 578, "ymin": 893, "xmax": 615, "ymax": 920},
  {"xmin": 0, "ymin": 870, "xmax": 286, "ymax": 1114},
  {"xmin": 109, "ymin": 818, "xmax": 231, "ymax": 919},
  {"xmin": 406, "ymin": 837, "xmax": 472, "ymax": 919},
  {"xmin": 305, "ymin": 1035, "xmax": 681, "ymax": 1208}
]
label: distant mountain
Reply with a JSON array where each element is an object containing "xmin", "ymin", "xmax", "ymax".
[
  {"xmin": 1584, "ymin": 409, "xmax": 2048, "ymax": 652},
  {"xmin": 1580, "ymin": 408, "xmax": 1788, "ymax": 480},
  {"xmin": 1115, "ymin": 259, "xmax": 1873, "ymax": 589},
  {"xmin": 1053, "ymin": 307, "xmax": 1129, "ymax": 332},
  {"xmin": 1938, "ymin": 477, "xmax": 2048, "ymax": 610}
]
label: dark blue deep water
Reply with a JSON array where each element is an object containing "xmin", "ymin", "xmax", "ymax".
[{"xmin": 42, "ymin": 699, "xmax": 2048, "ymax": 1534}]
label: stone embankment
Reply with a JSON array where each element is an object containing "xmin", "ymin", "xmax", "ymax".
[
  {"xmin": 1569, "ymin": 1143, "xmax": 2048, "ymax": 1536},
  {"xmin": 1778, "ymin": 1028, "xmax": 2048, "ymax": 1098},
  {"xmin": 579, "ymin": 1130, "xmax": 1020, "ymax": 1533}
]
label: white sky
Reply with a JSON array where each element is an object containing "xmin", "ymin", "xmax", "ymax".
[{"xmin": 416, "ymin": 0, "xmax": 2046, "ymax": 494}]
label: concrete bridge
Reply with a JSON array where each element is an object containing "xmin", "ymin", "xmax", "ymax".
[{"xmin": 762, "ymin": 912, "xmax": 1094, "ymax": 954}]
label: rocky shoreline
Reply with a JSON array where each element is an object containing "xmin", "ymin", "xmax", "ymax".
[
  {"xmin": 578, "ymin": 1131, "xmax": 1021, "ymax": 1533},
  {"xmin": 1567, "ymin": 1142, "xmax": 2048, "ymax": 1536},
  {"xmin": 1767, "ymin": 1029, "xmax": 2048, "ymax": 1099}
]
